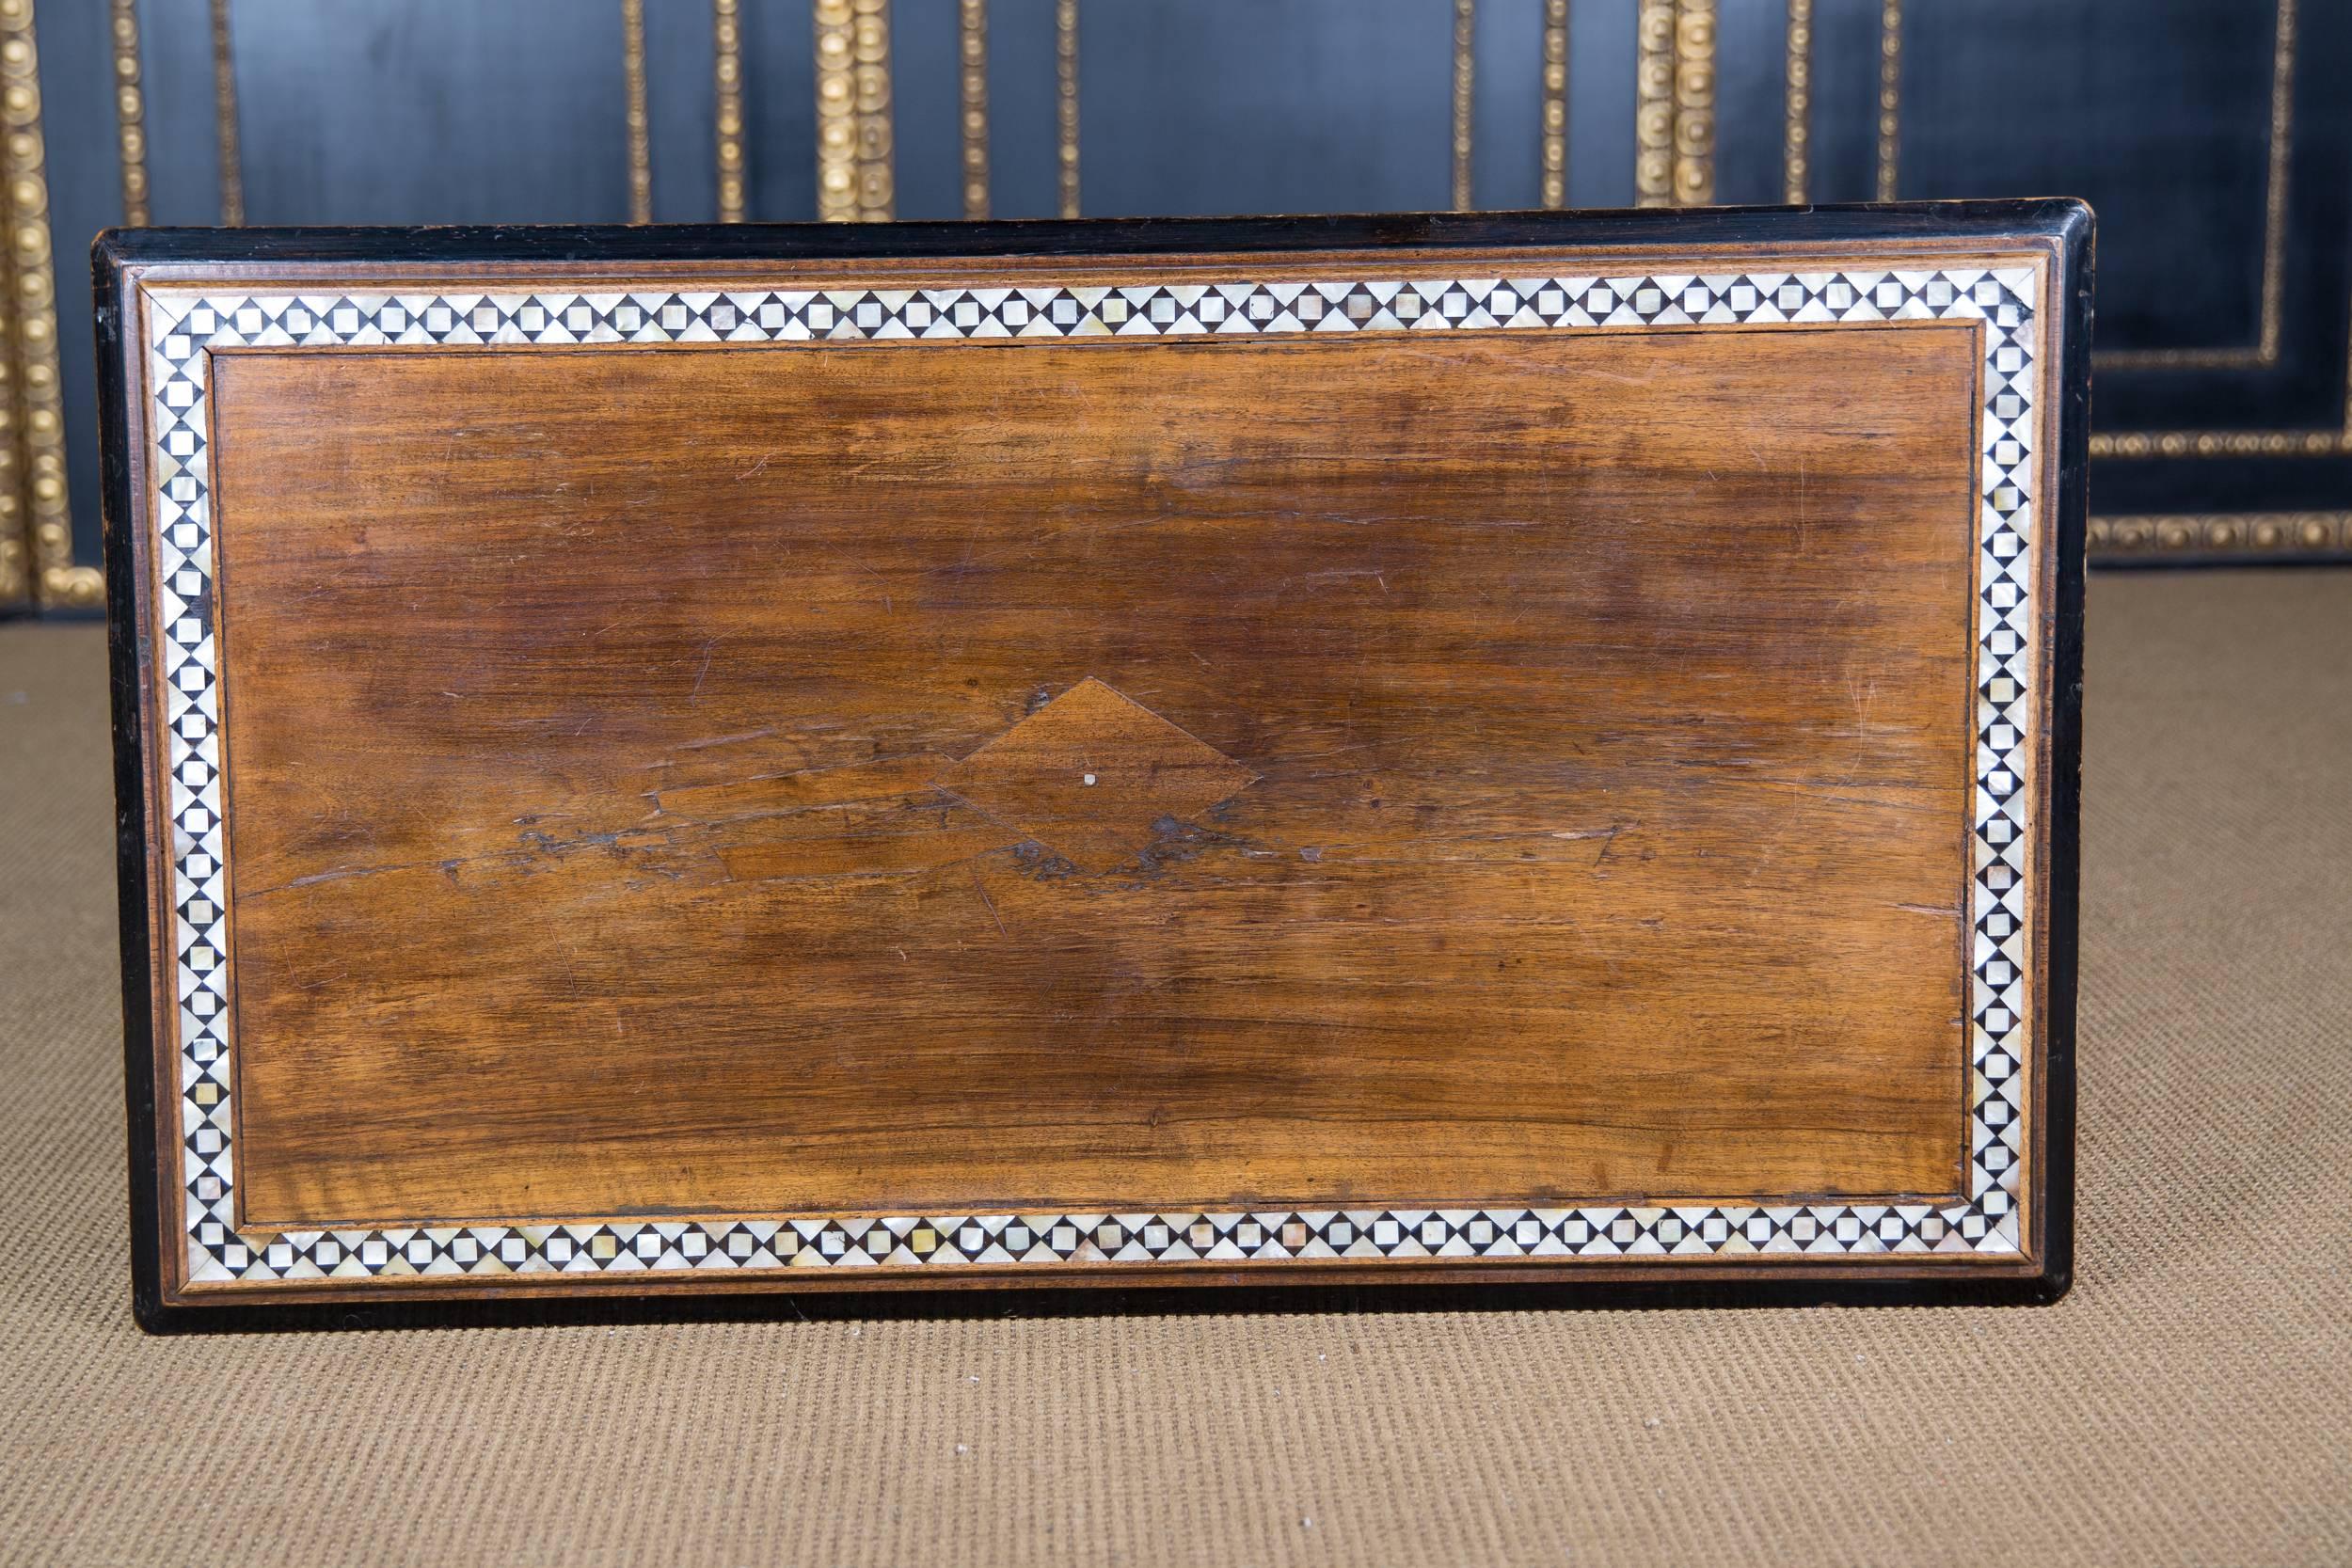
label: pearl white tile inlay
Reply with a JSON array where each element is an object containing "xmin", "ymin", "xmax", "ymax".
[{"xmin": 140, "ymin": 261, "xmax": 2042, "ymax": 1286}]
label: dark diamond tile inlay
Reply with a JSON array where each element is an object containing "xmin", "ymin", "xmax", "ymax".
[{"xmin": 934, "ymin": 678, "xmax": 1258, "ymax": 872}]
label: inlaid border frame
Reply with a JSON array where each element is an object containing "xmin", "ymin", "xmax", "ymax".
[{"xmin": 97, "ymin": 205, "xmax": 2087, "ymax": 1331}]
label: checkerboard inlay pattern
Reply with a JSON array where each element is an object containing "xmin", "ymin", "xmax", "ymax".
[{"xmin": 141, "ymin": 263, "xmax": 2042, "ymax": 1286}]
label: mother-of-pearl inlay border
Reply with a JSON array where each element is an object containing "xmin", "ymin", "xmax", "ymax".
[{"xmin": 139, "ymin": 260, "xmax": 2042, "ymax": 1287}]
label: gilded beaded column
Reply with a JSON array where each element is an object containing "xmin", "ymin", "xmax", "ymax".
[
  {"xmin": 1783, "ymin": 0, "xmax": 1811, "ymax": 203},
  {"xmin": 1876, "ymin": 0, "xmax": 1900, "ymax": 200},
  {"xmin": 1672, "ymin": 0, "xmax": 1714, "ymax": 206},
  {"xmin": 1634, "ymin": 0, "xmax": 1672, "ymax": 205},
  {"xmin": 2088, "ymin": 513, "xmax": 2352, "ymax": 562},
  {"xmin": 111, "ymin": 0, "xmax": 149, "ymax": 225},
  {"xmin": 1638, "ymin": 1, "xmax": 1713, "ymax": 207},
  {"xmin": 851, "ymin": 0, "xmax": 893, "ymax": 218},
  {"xmin": 1054, "ymin": 0, "xmax": 1077, "ymax": 218},
  {"xmin": 624, "ymin": 0, "xmax": 652, "ymax": 222},
  {"xmin": 960, "ymin": 0, "xmax": 987, "ymax": 219},
  {"xmin": 0, "ymin": 205, "xmax": 19, "ymax": 609},
  {"xmin": 1539, "ymin": 0, "xmax": 1567, "ymax": 209},
  {"xmin": 0, "ymin": 0, "xmax": 93, "ymax": 609},
  {"xmin": 1450, "ymin": 0, "xmax": 1474, "ymax": 211},
  {"xmin": 715, "ymin": 0, "xmax": 746, "ymax": 221},
  {"xmin": 815, "ymin": 0, "xmax": 851, "ymax": 220},
  {"xmin": 211, "ymin": 0, "xmax": 243, "ymax": 224},
  {"xmin": 816, "ymin": 0, "xmax": 892, "ymax": 221}
]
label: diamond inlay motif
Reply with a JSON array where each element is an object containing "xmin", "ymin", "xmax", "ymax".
[{"xmin": 934, "ymin": 678, "xmax": 1258, "ymax": 872}]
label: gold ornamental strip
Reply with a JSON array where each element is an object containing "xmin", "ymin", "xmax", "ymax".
[
  {"xmin": 1674, "ymin": 0, "xmax": 1715, "ymax": 206},
  {"xmin": 2090, "ymin": 514, "xmax": 2352, "ymax": 560},
  {"xmin": 1452, "ymin": 0, "xmax": 1475, "ymax": 211},
  {"xmin": 0, "ymin": 0, "xmax": 95, "ymax": 608},
  {"xmin": 212, "ymin": 0, "xmax": 243, "ymax": 225},
  {"xmin": 1782, "ymin": 0, "xmax": 1811, "ymax": 204},
  {"xmin": 0, "ymin": 154, "xmax": 18, "ymax": 608},
  {"xmin": 1875, "ymin": 0, "xmax": 1899, "ymax": 200},
  {"xmin": 716, "ymin": 0, "xmax": 747, "ymax": 222},
  {"xmin": 1055, "ymin": 0, "xmax": 1077, "ymax": 218},
  {"xmin": 2103, "ymin": 0, "xmax": 2294, "ymax": 371},
  {"xmin": 624, "ymin": 0, "xmax": 652, "ymax": 223},
  {"xmin": 1634, "ymin": 0, "xmax": 1673, "ymax": 206},
  {"xmin": 112, "ymin": 0, "xmax": 149, "ymax": 226},
  {"xmin": 960, "ymin": 0, "xmax": 988, "ymax": 220},
  {"xmin": 1540, "ymin": 0, "xmax": 1568, "ymax": 209},
  {"xmin": 2092, "ymin": 428, "xmax": 2351, "ymax": 460},
  {"xmin": 817, "ymin": 0, "xmax": 893, "ymax": 222},
  {"xmin": 1637, "ymin": 1, "xmax": 1713, "ymax": 208}
]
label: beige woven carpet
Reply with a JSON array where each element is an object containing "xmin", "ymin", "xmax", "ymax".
[{"xmin": 6, "ymin": 571, "xmax": 2348, "ymax": 1567}]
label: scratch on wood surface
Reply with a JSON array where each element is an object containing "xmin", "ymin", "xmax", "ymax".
[
  {"xmin": 671, "ymin": 727, "xmax": 776, "ymax": 752},
  {"xmin": 690, "ymin": 639, "xmax": 718, "ymax": 705},
  {"xmin": 280, "ymin": 864, "xmax": 385, "ymax": 891},
  {"xmin": 1551, "ymin": 821, "xmax": 1630, "ymax": 865},
  {"xmin": 1781, "ymin": 452, "xmax": 1813, "ymax": 555},
  {"xmin": 970, "ymin": 873, "xmax": 1009, "ymax": 938},
  {"xmin": 246, "ymin": 822, "xmax": 684, "ymax": 899}
]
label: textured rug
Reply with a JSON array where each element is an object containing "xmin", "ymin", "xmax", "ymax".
[{"xmin": 6, "ymin": 570, "xmax": 2347, "ymax": 1566}]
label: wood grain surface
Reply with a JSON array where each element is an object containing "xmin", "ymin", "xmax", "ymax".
[{"xmin": 205, "ymin": 319, "xmax": 1982, "ymax": 1229}]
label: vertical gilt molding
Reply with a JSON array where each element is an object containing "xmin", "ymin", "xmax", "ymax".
[
  {"xmin": 2247, "ymin": 0, "xmax": 2292, "ymax": 362},
  {"xmin": 623, "ymin": 0, "xmax": 652, "ymax": 223},
  {"xmin": 2248, "ymin": 0, "xmax": 2291, "ymax": 363},
  {"xmin": 1451, "ymin": 0, "xmax": 1475, "ymax": 211},
  {"xmin": 816, "ymin": 0, "xmax": 892, "ymax": 222},
  {"xmin": 850, "ymin": 0, "xmax": 892, "ymax": 218},
  {"xmin": 2101, "ymin": 0, "xmax": 2295, "ymax": 371},
  {"xmin": 1639, "ymin": 1, "xmax": 1713, "ymax": 207},
  {"xmin": 0, "ymin": 0, "xmax": 94, "ymax": 609},
  {"xmin": 960, "ymin": 0, "xmax": 987, "ymax": 219},
  {"xmin": 211, "ymin": 0, "xmax": 244, "ymax": 225},
  {"xmin": 1539, "ymin": 0, "xmax": 1567, "ymax": 209},
  {"xmin": 1055, "ymin": 0, "xmax": 1078, "ymax": 218},
  {"xmin": 0, "ymin": 182, "xmax": 18, "ymax": 608},
  {"xmin": 1672, "ymin": 0, "xmax": 1715, "ymax": 205},
  {"xmin": 1633, "ymin": 0, "xmax": 1672, "ymax": 206},
  {"xmin": 1875, "ymin": 0, "xmax": 1900, "ymax": 200},
  {"xmin": 111, "ymin": 0, "xmax": 149, "ymax": 225},
  {"xmin": 715, "ymin": 0, "xmax": 747, "ymax": 222},
  {"xmin": 1782, "ymin": 0, "xmax": 1811, "ymax": 204},
  {"xmin": 815, "ymin": 0, "xmax": 852, "ymax": 220},
  {"xmin": 2339, "ymin": 307, "xmax": 2352, "ymax": 443}
]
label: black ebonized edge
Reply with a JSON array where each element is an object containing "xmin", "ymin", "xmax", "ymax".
[
  {"xmin": 124, "ymin": 1273, "xmax": 2072, "ymax": 1337},
  {"xmin": 94, "ymin": 201, "xmax": 2090, "ymax": 1331},
  {"xmin": 93, "ymin": 238, "xmax": 169, "ymax": 1331},
  {"xmin": 2038, "ymin": 200, "xmax": 2092, "ymax": 1307},
  {"xmin": 92, "ymin": 198, "xmax": 2091, "ymax": 272}
]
